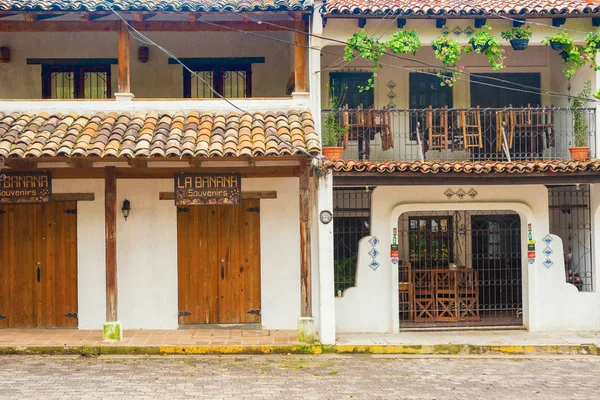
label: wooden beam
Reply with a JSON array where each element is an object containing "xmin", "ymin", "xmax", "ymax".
[
  {"xmin": 104, "ymin": 166, "xmax": 118, "ymax": 322},
  {"xmin": 0, "ymin": 14, "xmax": 18, "ymax": 19},
  {"xmin": 188, "ymin": 13, "xmax": 200, "ymax": 22},
  {"xmin": 133, "ymin": 13, "xmax": 156, "ymax": 22},
  {"xmin": 66, "ymin": 158, "xmax": 93, "ymax": 168},
  {"xmin": 117, "ymin": 20, "xmax": 131, "ymax": 93},
  {"xmin": 3, "ymin": 159, "xmax": 36, "ymax": 169},
  {"xmin": 0, "ymin": 20, "xmax": 303, "ymax": 32},
  {"xmin": 23, "ymin": 13, "xmax": 37, "ymax": 22},
  {"xmin": 127, "ymin": 158, "xmax": 148, "ymax": 168},
  {"xmin": 159, "ymin": 191, "xmax": 277, "ymax": 200},
  {"xmin": 294, "ymin": 28, "xmax": 307, "ymax": 93},
  {"xmin": 299, "ymin": 162, "xmax": 312, "ymax": 317},
  {"xmin": 24, "ymin": 13, "xmax": 64, "ymax": 22},
  {"xmin": 52, "ymin": 192, "xmax": 95, "ymax": 202}
]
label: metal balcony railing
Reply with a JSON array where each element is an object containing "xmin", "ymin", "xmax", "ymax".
[{"xmin": 322, "ymin": 106, "xmax": 597, "ymax": 162}]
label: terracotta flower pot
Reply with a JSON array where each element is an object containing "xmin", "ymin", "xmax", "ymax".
[
  {"xmin": 322, "ymin": 146, "xmax": 344, "ymax": 161},
  {"xmin": 569, "ymin": 146, "xmax": 590, "ymax": 161}
]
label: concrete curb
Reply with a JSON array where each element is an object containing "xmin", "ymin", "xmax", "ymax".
[{"xmin": 0, "ymin": 344, "xmax": 599, "ymax": 356}]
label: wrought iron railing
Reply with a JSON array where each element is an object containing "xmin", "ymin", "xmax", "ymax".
[{"xmin": 322, "ymin": 106, "xmax": 597, "ymax": 162}]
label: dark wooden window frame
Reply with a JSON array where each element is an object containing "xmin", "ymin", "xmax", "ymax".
[
  {"xmin": 183, "ymin": 64, "xmax": 252, "ymax": 98},
  {"xmin": 41, "ymin": 64, "xmax": 112, "ymax": 99},
  {"xmin": 408, "ymin": 216, "xmax": 454, "ymax": 269}
]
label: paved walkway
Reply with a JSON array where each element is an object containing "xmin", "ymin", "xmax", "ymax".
[
  {"xmin": 1, "ymin": 354, "xmax": 599, "ymax": 399},
  {"xmin": 0, "ymin": 329, "xmax": 298, "ymax": 347},
  {"xmin": 337, "ymin": 329, "xmax": 600, "ymax": 346}
]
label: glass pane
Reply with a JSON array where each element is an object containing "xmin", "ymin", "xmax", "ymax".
[
  {"xmin": 222, "ymin": 70, "xmax": 247, "ymax": 98},
  {"xmin": 191, "ymin": 71, "xmax": 214, "ymax": 98},
  {"xmin": 83, "ymin": 71, "xmax": 108, "ymax": 99},
  {"xmin": 50, "ymin": 72, "xmax": 75, "ymax": 99}
]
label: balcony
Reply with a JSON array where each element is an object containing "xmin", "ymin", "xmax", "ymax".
[{"xmin": 322, "ymin": 106, "xmax": 597, "ymax": 162}]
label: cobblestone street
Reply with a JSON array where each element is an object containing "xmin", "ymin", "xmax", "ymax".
[{"xmin": 1, "ymin": 354, "xmax": 599, "ymax": 399}]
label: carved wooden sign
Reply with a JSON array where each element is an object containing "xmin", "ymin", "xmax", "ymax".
[
  {"xmin": 174, "ymin": 173, "xmax": 241, "ymax": 206},
  {"xmin": 0, "ymin": 172, "xmax": 52, "ymax": 204}
]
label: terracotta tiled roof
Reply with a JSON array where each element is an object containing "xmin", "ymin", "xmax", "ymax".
[
  {"xmin": 326, "ymin": 159, "xmax": 600, "ymax": 173},
  {"xmin": 322, "ymin": 0, "xmax": 600, "ymax": 16},
  {"xmin": 0, "ymin": 110, "xmax": 319, "ymax": 159},
  {"xmin": 0, "ymin": 0, "xmax": 312, "ymax": 12}
]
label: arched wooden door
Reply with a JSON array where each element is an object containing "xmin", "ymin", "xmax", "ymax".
[
  {"xmin": 0, "ymin": 202, "xmax": 78, "ymax": 328},
  {"xmin": 177, "ymin": 199, "xmax": 261, "ymax": 325}
]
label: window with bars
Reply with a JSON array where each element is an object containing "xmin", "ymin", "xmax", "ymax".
[
  {"xmin": 184, "ymin": 65, "xmax": 252, "ymax": 98},
  {"xmin": 548, "ymin": 184, "xmax": 593, "ymax": 292},
  {"xmin": 333, "ymin": 188, "xmax": 372, "ymax": 295},
  {"xmin": 408, "ymin": 216, "xmax": 453, "ymax": 269},
  {"xmin": 41, "ymin": 65, "xmax": 111, "ymax": 99},
  {"xmin": 329, "ymin": 72, "xmax": 374, "ymax": 108}
]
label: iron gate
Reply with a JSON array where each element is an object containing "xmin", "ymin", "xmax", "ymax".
[{"xmin": 398, "ymin": 210, "xmax": 523, "ymax": 328}]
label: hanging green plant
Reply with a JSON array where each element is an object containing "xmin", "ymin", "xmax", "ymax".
[
  {"xmin": 500, "ymin": 25, "xmax": 532, "ymax": 51},
  {"xmin": 583, "ymin": 32, "xmax": 600, "ymax": 71},
  {"xmin": 468, "ymin": 26, "xmax": 505, "ymax": 70},
  {"xmin": 542, "ymin": 32, "xmax": 574, "ymax": 51},
  {"xmin": 431, "ymin": 36, "xmax": 466, "ymax": 86},
  {"xmin": 343, "ymin": 29, "xmax": 421, "ymax": 92}
]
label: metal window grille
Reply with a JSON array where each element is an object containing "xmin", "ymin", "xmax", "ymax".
[
  {"xmin": 548, "ymin": 185, "xmax": 593, "ymax": 291},
  {"xmin": 398, "ymin": 210, "xmax": 522, "ymax": 328},
  {"xmin": 333, "ymin": 188, "xmax": 371, "ymax": 295},
  {"xmin": 42, "ymin": 65, "xmax": 110, "ymax": 99},
  {"xmin": 185, "ymin": 66, "xmax": 250, "ymax": 98}
]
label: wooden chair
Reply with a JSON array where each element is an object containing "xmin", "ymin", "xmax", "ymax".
[
  {"xmin": 426, "ymin": 106, "xmax": 449, "ymax": 150},
  {"xmin": 457, "ymin": 269, "xmax": 480, "ymax": 322},
  {"xmin": 495, "ymin": 110, "xmax": 514, "ymax": 153},
  {"xmin": 530, "ymin": 107, "xmax": 555, "ymax": 148},
  {"xmin": 509, "ymin": 104, "xmax": 555, "ymax": 156},
  {"xmin": 413, "ymin": 270, "xmax": 436, "ymax": 322},
  {"xmin": 434, "ymin": 270, "xmax": 458, "ymax": 322},
  {"xmin": 460, "ymin": 106, "xmax": 483, "ymax": 149},
  {"xmin": 398, "ymin": 263, "xmax": 413, "ymax": 321},
  {"xmin": 379, "ymin": 107, "xmax": 394, "ymax": 151},
  {"xmin": 340, "ymin": 104, "xmax": 350, "ymax": 149}
]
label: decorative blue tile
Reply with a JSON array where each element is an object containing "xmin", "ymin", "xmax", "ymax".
[
  {"xmin": 369, "ymin": 260, "xmax": 380, "ymax": 271},
  {"xmin": 387, "ymin": 91, "xmax": 396, "ymax": 100},
  {"xmin": 464, "ymin": 26, "xmax": 475, "ymax": 37},
  {"xmin": 369, "ymin": 236, "xmax": 380, "ymax": 247},
  {"xmin": 368, "ymin": 248, "xmax": 379, "ymax": 259},
  {"xmin": 452, "ymin": 26, "xmax": 463, "ymax": 36},
  {"xmin": 444, "ymin": 189, "xmax": 454, "ymax": 199},
  {"xmin": 386, "ymin": 80, "xmax": 396, "ymax": 90},
  {"xmin": 441, "ymin": 26, "xmax": 450, "ymax": 36},
  {"xmin": 543, "ymin": 258, "xmax": 554, "ymax": 268},
  {"xmin": 388, "ymin": 101, "xmax": 397, "ymax": 109},
  {"xmin": 468, "ymin": 188, "xmax": 478, "ymax": 199},
  {"xmin": 543, "ymin": 234, "xmax": 553, "ymax": 244},
  {"xmin": 455, "ymin": 188, "xmax": 466, "ymax": 199},
  {"xmin": 543, "ymin": 247, "xmax": 553, "ymax": 257}
]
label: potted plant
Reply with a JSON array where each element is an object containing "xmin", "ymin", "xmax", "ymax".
[
  {"xmin": 469, "ymin": 27, "xmax": 505, "ymax": 70},
  {"xmin": 322, "ymin": 85, "xmax": 348, "ymax": 160},
  {"xmin": 431, "ymin": 36, "xmax": 465, "ymax": 86},
  {"xmin": 569, "ymin": 81, "xmax": 591, "ymax": 161},
  {"xmin": 500, "ymin": 25, "xmax": 532, "ymax": 50},
  {"xmin": 543, "ymin": 32, "xmax": 573, "ymax": 51}
]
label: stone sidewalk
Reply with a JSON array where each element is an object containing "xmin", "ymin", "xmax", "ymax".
[{"xmin": 1, "ymin": 354, "xmax": 599, "ymax": 399}]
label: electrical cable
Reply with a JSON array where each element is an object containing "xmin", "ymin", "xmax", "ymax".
[
  {"xmin": 104, "ymin": 2, "xmax": 318, "ymax": 159},
  {"xmin": 230, "ymin": 10, "xmax": 600, "ymax": 103}
]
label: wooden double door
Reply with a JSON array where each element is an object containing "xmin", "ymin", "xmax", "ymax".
[
  {"xmin": 0, "ymin": 202, "xmax": 78, "ymax": 328},
  {"xmin": 177, "ymin": 199, "xmax": 261, "ymax": 325}
]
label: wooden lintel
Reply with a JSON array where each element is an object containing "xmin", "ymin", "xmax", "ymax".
[
  {"xmin": 188, "ymin": 159, "xmax": 202, "ymax": 168},
  {"xmin": 159, "ymin": 190, "xmax": 277, "ymax": 201},
  {"xmin": 127, "ymin": 158, "xmax": 148, "ymax": 168},
  {"xmin": 52, "ymin": 192, "xmax": 95, "ymax": 202},
  {"xmin": 66, "ymin": 158, "xmax": 93, "ymax": 168},
  {"xmin": 23, "ymin": 13, "xmax": 38, "ymax": 22},
  {"xmin": 133, "ymin": 13, "xmax": 156, "ymax": 22},
  {"xmin": 0, "ymin": 20, "xmax": 303, "ymax": 32},
  {"xmin": 299, "ymin": 162, "xmax": 312, "ymax": 317},
  {"xmin": 3, "ymin": 159, "xmax": 36, "ymax": 169},
  {"xmin": 105, "ymin": 166, "xmax": 118, "ymax": 322},
  {"xmin": 24, "ymin": 12, "xmax": 64, "ymax": 22}
]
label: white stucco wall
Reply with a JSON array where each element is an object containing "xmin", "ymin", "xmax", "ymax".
[
  {"xmin": 335, "ymin": 184, "xmax": 600, "ymax": 333},
  {"xmin": 51, "ymin": 176, "xmax": 301, "ymax": 330}
]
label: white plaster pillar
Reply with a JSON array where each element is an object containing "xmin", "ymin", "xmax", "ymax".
[
  {"xmin": 317, "ymin": 171, "xmax": 335, "ymax": 344},
  {"xmin": 309, "ymin": 2, "xmax": 324, "ymax": 137}
]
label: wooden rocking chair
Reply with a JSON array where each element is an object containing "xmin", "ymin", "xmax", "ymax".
[
  {"xmin": 460, "ymin": 106, "xmax": 483, "ymax": 149},
  {"xmin": 426, "ymin": 105, "xmax": 449, "ymax": 150}
]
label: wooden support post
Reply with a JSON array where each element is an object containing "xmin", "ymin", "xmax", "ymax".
[
  {"xmin": 117, "ymin": 20, "xmax": 130, "ymax": 93},
  {"xmin": 294, "ymin": 25, "xmax": 307, "ymax": 93},
  {"xmin": 299, "ymin": 162, "xmax": 312, "ymax": 317},
  {"xmin": 105, "ymin": 166, "xmax": 118, "ymax": 322}
]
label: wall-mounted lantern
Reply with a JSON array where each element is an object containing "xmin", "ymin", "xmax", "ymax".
[
  {"xmin": 0, "ymin": 47, "xmax": 10, "ymax": 63},
  {"xmin": 138, "ymin": 47, "xmax": 149, "ymax": 63},
  {"xmin": 122, "ymin": 199, "xmax": 131, "ymax": 220}
]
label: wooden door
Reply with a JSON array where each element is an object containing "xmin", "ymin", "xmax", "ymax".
[
  {"xmin": 177, "ymin": 199, "xmax": 261, "ymax": 325},
  {"xmin": 0, "ymin": 202, "xmax": 78, "ymax": 328}
]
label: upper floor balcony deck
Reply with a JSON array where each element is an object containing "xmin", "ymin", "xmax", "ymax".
[{"xmin": 322, "ymin": 106, "xmax": 597, "ymax": 162}]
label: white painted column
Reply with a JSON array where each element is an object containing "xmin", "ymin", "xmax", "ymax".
[{"xmin": 317, "ymin": 171, "xmax": 335, "ymax": 344}]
